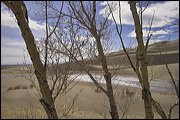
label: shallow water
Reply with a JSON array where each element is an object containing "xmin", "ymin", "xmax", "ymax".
[
  {"xmin": 70, "ymin": 74, "xmax": 175, "ymax": 92},
  {"xmin": 2, "ymin": 74, "xmax": 175, "ymax": 92}
]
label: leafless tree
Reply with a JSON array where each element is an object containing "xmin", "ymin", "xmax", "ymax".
[
  {"xmin": 107, "ymin": 1, "xmax": 175, "ymax": 119},
  {"xmin": 45, "ymin": 1, "xmax": 120, "ymax": 119},
  {"xmin": 117, "ymin": 88, "xmax": 139, "ymax": 119},
  {"xmin": 2, "ymin": 1, "xmax": 81, "ymax": 119},
  {"xmin": 2, "ymin": 1, "xmax": 58, "ymax": 118},
  {"xmin": 63, "ymin": 1, "xmax": 121, "ymax": 119},
  {"xmin": 153, "ymin": 37, "xmax": 179, "ymax": 119}
]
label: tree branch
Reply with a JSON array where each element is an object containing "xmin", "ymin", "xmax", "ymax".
[
  {"xmin": 168, "ymin": 100, "xmax": 179, "ymax": 119},
  {"xmin": 107, "ymin": 1, "xmax": 136, "ymax": 72}
]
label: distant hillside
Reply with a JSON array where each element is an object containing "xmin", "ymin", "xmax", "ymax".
[
  {"xmin": 60, "ymin": 39, "xmax": 179, "ymax": 71},
  {"xmin": 85, "ymin": 39, "xmax": 179, "ymax": 70}
]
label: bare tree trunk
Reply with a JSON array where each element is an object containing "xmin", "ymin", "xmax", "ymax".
[
  {"xmin": 2, "ymin": 1, "xmax": 58, "ymax": 119},
  {"xmin": 66, "ymin": 1, "xmax": 119, "ymax": 118},
  {"xmin": 93, "ymin": 33, "xmax": 119, "ymax": 119},
  {"xmin": 129, "ymin": 1, "xmax": 153, "ymax": 119},
  {"xmin": 107, "ymin": 1, "xmax": 169, "ymax": 119}
]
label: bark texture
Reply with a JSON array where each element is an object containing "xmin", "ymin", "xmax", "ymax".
[
  {"xmin": 129, "ymin": 1, "xmax": 167, "ymax": 119},
  {"xmin": 129, "ymin": 1, "xmax": 153, "ymax": 119},
  {"xmin": 2, "ymin": 1, "xmax": 58, "ymax": 119}
]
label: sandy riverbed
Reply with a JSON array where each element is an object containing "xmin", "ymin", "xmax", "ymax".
[{"xmin": 1, "ymin": 65, "xmax": 179, "ymax": 119}]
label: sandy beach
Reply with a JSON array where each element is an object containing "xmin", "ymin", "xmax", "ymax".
[{"xmin": 1, "ymin": 65, "xmax": 179, "ymax": 119}]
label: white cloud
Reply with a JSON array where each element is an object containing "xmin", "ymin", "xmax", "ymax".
[
  {"xmin": 99, "ymin": 1, "xmax": 179, "ymax": 28},
  {"xmin": 99, "ymin": 1, "xmax": 133, "ymax": 25},
  {"xmin": 1, "ymin": 37, "xmax": 26, "ymax": 47},
  {"xmin": 5, "ymin": 42, "xmax": 25, "ymax": 46},
  {"xmin": 141, "ymin": 1, "xmax": 179, "ymax": 28},
  {"xmin": 145, "ymin": 39, "xmax": 162, "ymax": 45},
  {"xmin": 29, "ymin": 18, "xmax": 46, "ymax": 31},
  {"xmin": 131, "ymin": 38, "xmax": 163, "ymax": 48},
  {"xmin": 1, "ymin": 10, "xmax": 19, "ymax": 28},
  {"xmin": 169, "ymin": 24, "xmax": 179, "ymax": 29},
  {"xmin": 155, "ymin": 35, "xmax": 166, "ymax": 39},
  {"xmin": 1, "ymin": 8, "xmax": 45, "ymax": 31},
  {"xmin": 128, "ymin": 29, "xmax": 173, "ymax": 38},
  {"xmin": 1, "ymin": 7, "xmax": 45, "ymax": 65},
  {"xmin": 1, "ymin": 47, "xmax": 32, "ymax": 65}
]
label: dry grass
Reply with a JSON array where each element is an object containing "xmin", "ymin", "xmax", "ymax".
[{"xmin": 1, "ymin": 105, "xmax": 46, "ymax": 119}]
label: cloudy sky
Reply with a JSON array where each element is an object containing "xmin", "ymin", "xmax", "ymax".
[{"xmin": 1, "ymin": 1, "xmax": 179, "ymax": 65}]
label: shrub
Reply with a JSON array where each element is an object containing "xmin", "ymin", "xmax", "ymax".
[
  {"xmin": 22, "ymin": 86, "xmax": 28, "ymax": 89},
  {"xmin": 14, "ymin": 85, "xmax": 21, "ymax": 90},
  {"xmin": 29, "ymin": 84, "xmax": 34, "ymax": 89},
  {"xmin": 7, "ymin": 85, "xmax": 28, "ymax": 91},
  {"xmin": 7, "ymin": 87, "xmax": 14, "ymax": 91}
]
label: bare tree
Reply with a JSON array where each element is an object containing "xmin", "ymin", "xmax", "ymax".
[
  {"xmin": 107, "ymin": 1, "xmax": 171, "ymax": 119},
  {"xmin": 129, "ymin": 2, "xmax": 179, "ymax": 119},
  {"xmin": 117, "ymin": 88, "xmax": 139, "ymax": 119},
  {"xmin": 45, "ymin": 1, "xmax": 119, "ymax": 119},
  {"xmin": 64, "ymin": 1, "xmax": 120, "ymax": 119},
  {"xmin": 153, "ymin": 37, "xmax": 179, "ymax": 119},
  {"xmin": 2, "ymin": 1, "xmax": 59, "ymax": 118},
  {"xmin": 165, "ymin": 51, "xmax": 179, "ymax": 119},
  {"xmin": 129, "ymin": 1, "xmax": 154, "ymax": 118},
  {"xmin": 2, "ymin": 1, "xmax": 80, "ymax": 119}
]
